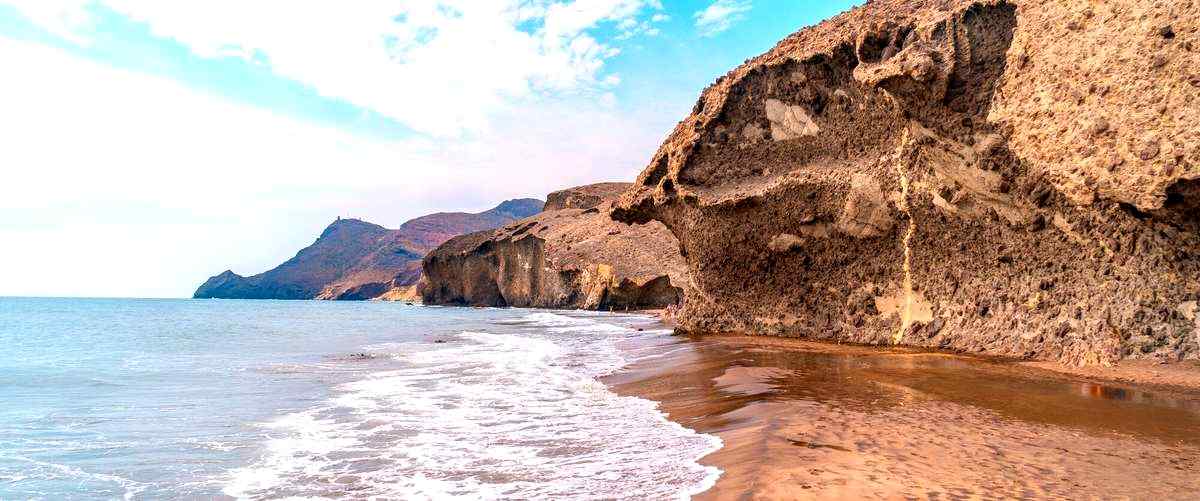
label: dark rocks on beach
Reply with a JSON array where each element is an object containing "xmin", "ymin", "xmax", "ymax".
[{"xmin": 332, "ymin": 353, "xmax": 380, "ymax": 361}]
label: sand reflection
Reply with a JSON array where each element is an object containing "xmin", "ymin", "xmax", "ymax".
[{"xmin": 607, "ymin": 334, "xmax": 1200, "ymax": 500}]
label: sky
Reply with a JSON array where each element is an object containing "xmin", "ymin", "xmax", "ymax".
[{"xmin": 0, "ymin": 0, "xmax": 859, "ymax": 298}]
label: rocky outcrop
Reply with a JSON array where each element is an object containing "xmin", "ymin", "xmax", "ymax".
[
  {"xmin": 194, "ymin": 199, "xmax": 543, "ymax": 300},
  {"xmin": 421, "ymin": 183, "xmax": 686, "ymax": 310},
  {"xmin": 372, "ymin": 283, "xmax": 422, "ymax": 302},
  {"xmin": 543, "ymin": 182, "xmax": 633, "ymax": 211},
  {"xmin": 613, "ymin": 0, "xmax": 1200, "ymax": 365}
]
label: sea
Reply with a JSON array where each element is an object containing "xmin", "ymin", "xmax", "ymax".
[{"xmin": 0, "ymin": 297, "xmax": 721, "ymax": 500}]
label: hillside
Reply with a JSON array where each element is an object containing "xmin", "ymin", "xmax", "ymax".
[{"xmin": 194, "ymin": 198, "xmax": 542, "ymax": 300}]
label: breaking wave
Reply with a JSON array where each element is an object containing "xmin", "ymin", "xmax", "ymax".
[{"xmin": 226, "ymin": 312, "xmax": 721, "ymax": 500}]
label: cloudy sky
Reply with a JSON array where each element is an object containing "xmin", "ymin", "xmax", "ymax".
[{"xmin": 0, "ymin": 0, "xmax": 857, "ymax": 298}]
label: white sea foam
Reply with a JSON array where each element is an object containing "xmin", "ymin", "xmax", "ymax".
[
  {"xmin": 8, "ymin": 455, "xmax": 148, "ymax": 501},
  {"xmin": 186, "ymin": 438, "xmax": 250, "ymax": 452},
  {"xmin": 225, "ymin": 312, "xmax": 721, "ymax": 500}
]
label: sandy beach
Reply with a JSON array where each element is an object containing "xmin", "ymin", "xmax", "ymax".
[{"xmin": 605, "ymin": 333, "xmax": 1200, "ymax": 500}]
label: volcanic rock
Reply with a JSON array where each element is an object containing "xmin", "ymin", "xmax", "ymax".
[
  {"xmin": 421, "ymin": 183, "xmax": 686, "ymax": 310},
  {"xmin": 544, "ymin": 182, "xmax": 633, "ymax": 211},
  {"xmin": 613, "ymin": 0, "xmax": 1200, "ymax": 365}
]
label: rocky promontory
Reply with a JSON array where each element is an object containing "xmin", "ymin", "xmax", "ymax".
[
  {"xmin": 194, "ymin": 199, "xmax": 542, "ymax": 300},
  {"xmin": 613, "ymin": 0, "xmax": 1199, "ymax": 365},
  {"xmin": 421, "ymin": 183, "xmax": 686, "ymax": 310}
]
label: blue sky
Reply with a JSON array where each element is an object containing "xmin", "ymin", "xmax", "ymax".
[{"xmin": 0, "ymin": 0, "xmax": 858, "ymax": 298}]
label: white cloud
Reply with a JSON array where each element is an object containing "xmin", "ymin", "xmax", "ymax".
[
  {"xmin": 1, "ymin": 0, "xmax": 92, "ymax": 42},
  {"xmin": 0, "ymin": 38, "xmax": 666, "ymax": 297},
  {"xmin": 1, "ymin": 0, "xmax": 664, "ymax": 137},
  {"xmin": 694, "ymin": 0, "xmax": 751, "ymax": 37}
]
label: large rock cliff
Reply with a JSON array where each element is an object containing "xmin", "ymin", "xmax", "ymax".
[
  {"xmin": 613, "ymin": 0, "xmax": 1200, "ymax": 365},
  {"xmin": 194, "ymin": 199, "xmax": 543, "ymax": 300},
  {"xmin": 421, "ymin": 183, "xmax": 686, "ymax": 310}
]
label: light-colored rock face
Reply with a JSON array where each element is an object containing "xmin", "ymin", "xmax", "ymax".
[
  {"xmin": 422, "ymin": 184, "xmax": 686, "ymax": 310},
  {"xmin": 835, "ymin": 173, "xmax": 895, "ymax": 238},
  {"xmin": 614, "ymin": 0, "xmax": 1200, "ymax": 365},
  {"xmin": 765, "ymin": 99, "xmax": 821, "ymax": 140},
  {"xmin": 768, "ymin": 233, "xmax": 805, "ymax": 253},
  {"xmin": 991, "ymin": 0, "xmax": 1199, "ymax": 210}
]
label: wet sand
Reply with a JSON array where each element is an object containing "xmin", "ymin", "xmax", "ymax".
[{"xmin": 605, "ymin": 333, "xmax": 1200, "ymax": 500}]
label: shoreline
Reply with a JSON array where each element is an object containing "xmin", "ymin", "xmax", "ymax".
[
  {"xmin": 605, "ymin": 329, "xmax": 1200, "ymax": 499},
  {"xmin": 1020, "ymin": 357, "xmax": 1200, "ymax": 394},
  {"xmin": 668, "ymin": 329, "xmax": 1200, "ymax": 393}
]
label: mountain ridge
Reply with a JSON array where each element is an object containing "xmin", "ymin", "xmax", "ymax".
[{"xmin": 194, "ymin": 198, "xmax": 543, "ymax": 300}]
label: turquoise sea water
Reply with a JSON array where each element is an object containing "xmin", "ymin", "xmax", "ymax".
[{"xmin": 0, "ymin": 298, "xmax": 719, "ymax": 500}]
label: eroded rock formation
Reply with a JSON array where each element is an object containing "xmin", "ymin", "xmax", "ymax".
[
  {"xmin": 422, "ymin": 183, "xmax": 686, "ymax": 310},
  {"xmin": 544, "ymin": 182, "xmax": 633, "ymax": 211},
  {"xmin": 614, "ymin": 0, "xmax": 1200, "ymax": 365}
]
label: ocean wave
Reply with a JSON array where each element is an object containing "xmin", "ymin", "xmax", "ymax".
[
  {"xmin": 225, "ymin": 319, "xmax": 721, "ymax": 500},
  {"xmin": 185, "ymin": 438, "xmax": 251, "ymax": 453},
  {"xmin": 494, "ymin": 311, "xmax": 594, "ymax": 328},
  {"xmin": 5, "ymin": 455, "xmax": 148, "ymax": 501}
]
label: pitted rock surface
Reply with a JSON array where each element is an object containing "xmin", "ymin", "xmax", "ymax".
[{"xmin": 614, "ymin": 0, "xmax": 1200, "ymax": 365}]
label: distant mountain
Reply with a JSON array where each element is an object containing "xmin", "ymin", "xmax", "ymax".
[{"xmin": 194, "ymin": 198, "xmax": 543, "ymax": 300}]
